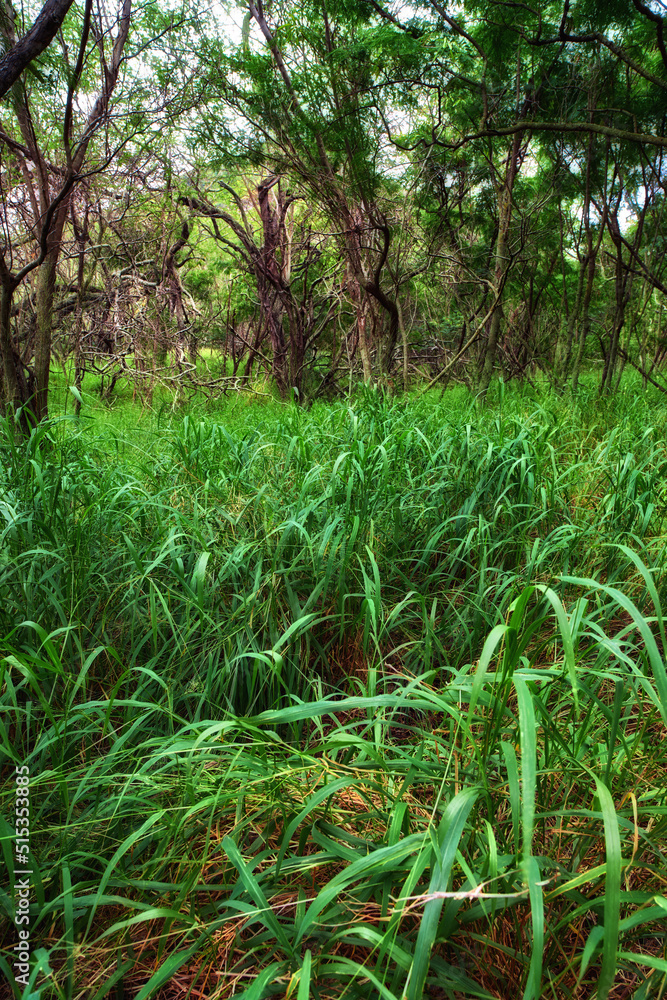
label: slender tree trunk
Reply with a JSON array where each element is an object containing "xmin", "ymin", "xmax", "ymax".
[
  {"xmin": 557, "ymin": 255, "xmax": 587, "ymax": 383},
  {"xmin": 571, "ymin": 252, "xmax": 596, "ymax": 395},
  {"xmin": 644, "ymin": 301, "xmax": 662, "ymax": 388},
  {"xmin": 260, "ymin": 290, "xmax": 287, "ymax": 392},
  {"xmin": 599, "ymin": 229, "xmax": 633, "ymax": 395},
  {"xmin": 478, "ymin": 103, "xmax": 529, "ymax": 398},
  {"xmin": 356, "ymin": 300, "xmax": 372, "ymax": 383},
  {"xmin": 398, "ymin": 297, "xmax": 409, "ymax": 392},
  {"xmin": 33, "ymin": 249, "xmax": 59, "ymax": 420},
  {"xmin": 257, "ymin": 176, "xmax": 289, "ymax": 393},
  {"xmin": 32, "ymin": 197, "xmax": 73, "ymax": 419},
  {"xmin": 479, "ymin": 220, "xmax": 509, "ymax": 395},
  {"xmin": 72, "ymin": 211, "xmax": 87, "ymax": 416},
  {"xmin": 0, "ymin": 280, "xmax": 20, "ymax": 410},
  {"xmin": 557, "ymin": 128, "xmax": 596, "ymax": 385},
  {"xmin": 378, "ymin": 291, "xmax": 400, "ymax": 375},
  {"xmin": 244, "ymin": 318, "xmax": 263, "ymax": 380}
]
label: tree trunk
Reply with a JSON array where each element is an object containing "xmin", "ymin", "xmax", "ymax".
[
  {"xmin": 0, "ymin": 280, "xmax": 21, "ymax": 411},
  {"xmin": 571, "ymin": 252, "xmax": 596, "ymax": 395},
  {"xmin": 33, "ymin": 250, "xmax": 59, "ymax": 420},
  {"xmin": 479, "ymin": 220, "xmax": 509, "ymax": 395},
  {"xmin": 599, "ymin": 221, "xmax": 633, "ymax": 395},
  {"xmin": 257, "ymin": 176, "xmax": 289, "ymax": 393},
  {"xmin": 398, "ymin": 297, "xmax": 409, "ymax": 392},
  {"xmin": 556, "ymin": 254, "xmax": 587, "ymax": 383}
]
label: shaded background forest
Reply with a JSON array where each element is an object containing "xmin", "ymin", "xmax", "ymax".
[{"xmin": 1, "ymin": 0, "xmax": 667, "ymax": 416}]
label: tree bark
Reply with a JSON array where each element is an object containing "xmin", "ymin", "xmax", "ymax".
[
  {"xmin": 257, "ymin": 176, "xmax": 289, "ymax": 393},
  {"xmin": 0, "ymin": 0, "xmax": 76, "ymax": 100},
  {"xmin": 34, "ymin": 241, "xmax": 61, "ymax": 420},
  {"xmin": 0, "ymin": 279, "xmax": 20, "ymax": 410},
  {"xmin": 599, "ymin": 210, "xmax": 636, "ymax": 394},
  {"xmin": 570, "ymin": 245, "xmax": 598, "ymax": 394},
  {"xmin": 479, "ymin": 192, "xmax": 511, "ymax": 395}
]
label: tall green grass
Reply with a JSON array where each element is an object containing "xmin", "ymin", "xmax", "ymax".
[{"xmin": 1, "ymin": 380, "xmax": 667, "ymax": 998}]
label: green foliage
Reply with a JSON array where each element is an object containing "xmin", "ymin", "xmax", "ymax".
[
  {"xmin": 573, "ymin": 0, "xmax": 639, "ymax": 31},
  {"xmin": 1, "ymin": 381, "xmax": 667, "ymax": 996}
]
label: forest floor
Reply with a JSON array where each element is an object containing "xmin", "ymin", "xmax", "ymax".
[{"xmin": 1, "ymin": 374, "xmax": 667, "ymax": 999}]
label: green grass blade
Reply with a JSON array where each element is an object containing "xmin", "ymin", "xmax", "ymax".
[
  {"xmin": 534, "ymin": 584, "xmax": 579, "ymax": 710},
  {"xmin": 514, "ymin": 674, "xmax": 537, "ymax": 861},
  {"xmin": 297, "ymin": 949, "xmax": 312, "ymax": 1000},
  {"xmin": 523, "ymin": 854, "xmax": 544, "ymax": 1000},
  {"xmin": 223, "ymin": 836, "xmax": 295, "ymax": 957},
  {"xmin": 407, "ymin": 787, "xmax": 478, "ymax": 1000},
  {"xmin": 295, "ymin": 834, "xmax": 425, "ymax": 947},
  {"xmin": 133, "ymin": 939, "xmax": 207, "ymax": 1000},
  {"xmin": 594, "ymin": 777, "xmax": 622, "ymax": 1000}
]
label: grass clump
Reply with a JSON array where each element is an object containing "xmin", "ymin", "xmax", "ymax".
[{"xmin": 1, "ymin": 380, "xmax": 667, "ymax": 999}]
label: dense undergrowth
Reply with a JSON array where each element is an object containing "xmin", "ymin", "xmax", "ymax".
[{"xmin": 1, "ymin": 379, "xmax": 667, "ymax": 999}]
